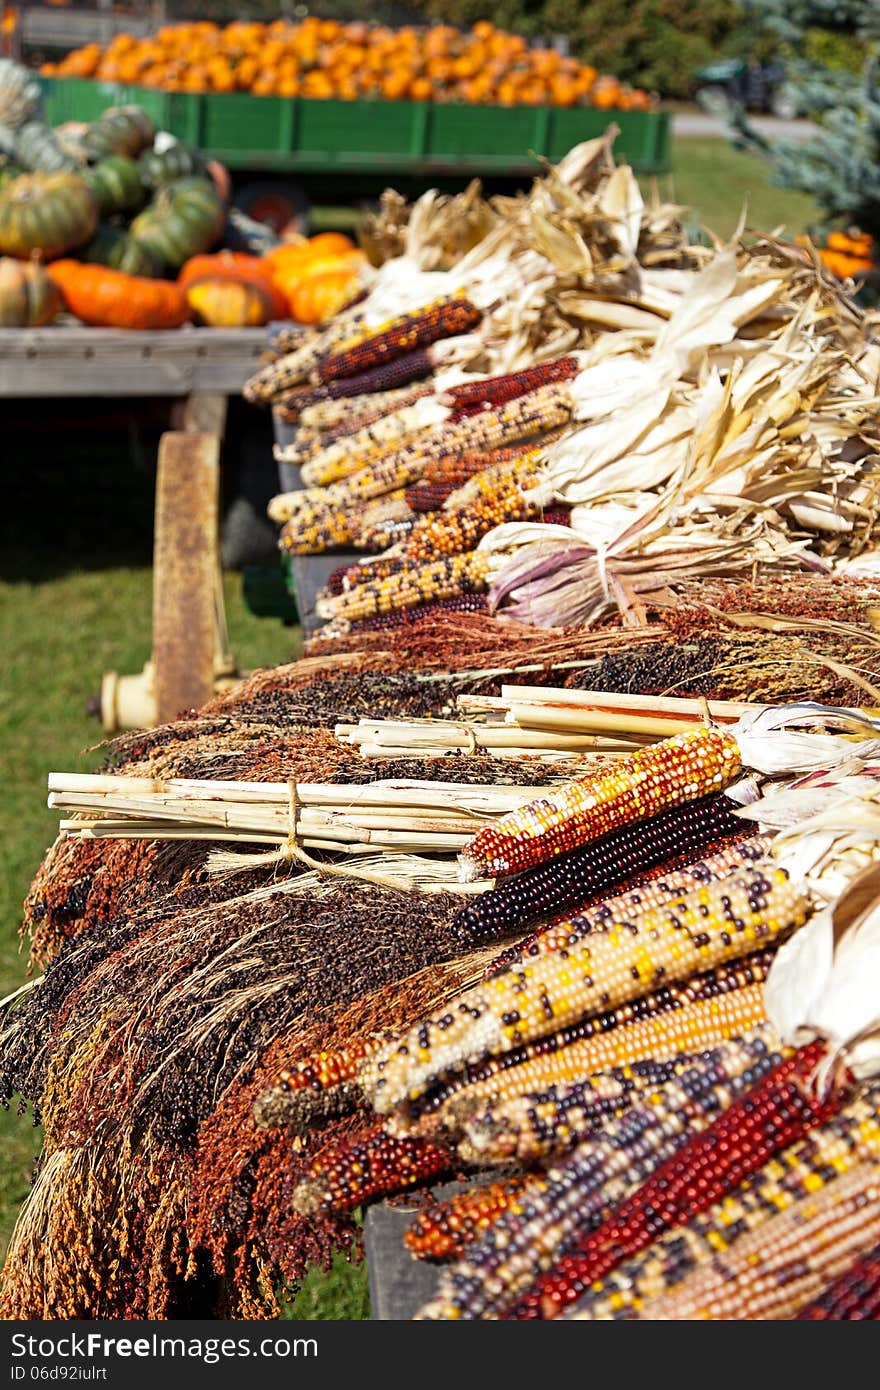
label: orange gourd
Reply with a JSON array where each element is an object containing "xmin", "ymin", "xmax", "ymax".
[
  {"xmin": 185, "ymin": 276, "xmax": 272, "ymax": 327},
  {"xmin": 289, "ymin": 268, "xmax": 360, "ymax": 324},
  {"xmin": 178, "ymin": 251, "xmax": 288, "ymax": 318},
  {"xmin": 46, "ymin": 261, "xmax": 190, "ymax": 329}
]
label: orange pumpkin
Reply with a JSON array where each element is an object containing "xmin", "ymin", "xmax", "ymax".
[
  {"xmin": 289, "ymin": 268, "xmax": 360, "ymax": 324},
  {"xmin": 178, "ymin": 251, "xmax": 288, "ymax": 318},
  {"xmin": 271, "ymin": 249, "xmax": 366, "ymax": 312},
  {"xmin": 46, "ymin": 261, "xmax": 190, "ymax": 330},
  {"xmin": 186, "ymin": 276, "xmax": 272, "ymax": 327}
]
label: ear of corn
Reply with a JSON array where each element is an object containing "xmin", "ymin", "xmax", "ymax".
[
  {"xmin": 317, "ymin": 294, "xmax": 482, "ymax": 384},
  {"xmin": 299, "ymin": 384, "xmax": 435, "ymax": 439},
  {"xmin": 292, "ymin": 1122, "xmax": 452, "ymax": 1216},
  {"xmin": 416, "ymin": 1029, "xmax": 786, "ymax": 1320},
  {"xmin": 631, "ymin": 1161, "xmax": 880, "ymax": 1321},
  {"xmin": 361, "ymin": 858, "xmax": 804, "ymax": 1115},
  {"xmin": 321, "ymin": 551, "xmax": 491, "ymax": 623},
  {"xmin": 566, "ymin": 1090, "xmax": 880, "ymax": 1320},
  {"xmin": 243, "ymin": 312, "xmax": 367, "ymax": 403},
  {"xmin": 445, "ymin": 357, "xmax": 580, "ymax": 412},
  {"xmin": 404, "ymin": 1176, "xmax": 532, "ymax": 1261},
  {"xmin": 459, "ymin": 725, "xmax": 743, "ymax": 881},
  {"xmin": 454, "ymin": 795, "xmax": 757, "ymax": 950},
  {"xmin": 524, "ymin": 1038, "xmax": 841, "ymax": 1320},
  {"xmin": 797, "ymin": 1240, "xmax": 880, "ymax": 1319},
  {"xmin": 294, "ymin": 404, "xmax": 436, "ymax": 488}
]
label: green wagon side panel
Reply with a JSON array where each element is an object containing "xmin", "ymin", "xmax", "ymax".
[{"xmin": 40, "ymin": 79, "xmax": 670, "ymax": 174}]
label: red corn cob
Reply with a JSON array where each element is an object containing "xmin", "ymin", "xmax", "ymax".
[
  {"xmin": 446, "ymin": 357, "xmax": 580, "ymax": 414},
  {"xmin": 797, "ymin": 1242, "xmax": 880, "ymax": 1319},
  {"xmin": 317, "ymin": 294, "xmax": 482, "ymax": 384},
  {"xmin": 404, "ymin": 1176, "xmax": 532, "ymax": 1261},
  {"xmin": 292, "ymin": 1122, "xmax": 453, "ymax": 1215}
]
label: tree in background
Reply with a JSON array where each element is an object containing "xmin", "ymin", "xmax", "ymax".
[{"xmin": 730, "ymin": 2, "xmax": 880, "ymax": 248}]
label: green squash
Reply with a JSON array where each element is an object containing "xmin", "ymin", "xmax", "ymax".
[
  {"xmin": 0, "ymin": 171, "xmax": 98, "ymax": 260},
  {"xmin": 11, "ymin": 120, "xmax": 79, "ymax": 173},
  {"xmin": 82, "ymin": 155, "xmax": 145, "ymax": 217},
  {"xmin": 138, "ymin": 140, "xmax": 205, "ymax": 189},
  {"xmin": 83, "ymin": 106, "xmax": 156, "ymax": 162},
  {"xmin": 129, "ymin": 176, "xmax": 225, "ymax": 271},
  {"xmin": 81, "ymin": 224, "xmax": 163, "ymax": 278}
]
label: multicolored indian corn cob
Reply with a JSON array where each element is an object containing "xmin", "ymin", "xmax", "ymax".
[
  {"xmin": 445, "ymin": 357, "xmax": 580, "ymax": 413},
  {"xmin": 566, "ymin": 1090, "xmax": 880, "ymax": 1320},
  {"xmin": 452, "ymin": 794, "xmax": 754, "ymax": 948},
  {"xmin": 279, "ymin": 490, "xmax": 411, "ymax": 556},
  {"xmin": 486, "ymin": 834, "xmax": 772, "ymax": 971},
  {"xmin": 426, "ymin": 972, "xmax": 773, "ymax": 1136},
  {"xmin": 425, "ymin": 381, "xmax": 573, "ymax": 456},
  {"xmin": 292, "ymin": 1122, "xmax": 453, "ymax": 1216},
  {"xmin": 294, "ymin": 404, "xmax": 438, "ymax": 487},
  {"xmin": 401, "ymin": 950, "xmax": 778, "ymax": 1129},
  {"xmin": 523, "ymin": 1038, "xmax": 844, "ymax": 1319},
  {"xmin": 459, "ymin": 725, "xmax": 743, "ymax": 881},
  {"xmin": 323, "ymin": 551, "xmax": 491, "ymax": 624},
  {"xmin": 797, "ymin": 1239, "xmax": 880, "ymax": 1319},
  {"xmin": 300, "ymin": 385, "xmax": 436, "ymax": 440},
  {"xmin": 316, "ymin": 293, "xmax": 483, "ymax": 383},
  {"xmin": 243, "ymin": 311, "xmax": 368, "ymax": 403},
  {"xmin": 403, "ymin": 468, "xmax": 544, "ymax": 563},
  {"xmin": 341, "ymin": 592, "xmax": 489, "ymax": 634},
  {"xmin": 459, "ymin": 1028, "xmax": 786, "ymax": 1165},
  {"xmin": 416, "ymin": 1030, "xmax": 785, "ymax": 1320},
  {"xmin": 632, "ymin": 1161, "xmax": 880, "ymax": 1320},
  {"xmin": 404, "ymin": 1176, "xmax": 533, "ymax": 1261},
  {"xmin": 361, "ymin": 858, "xmax": 806, "ymax": 1115},
  {"xmin": 404, "ymin": 441, "xmax": 551, "ymax": 513},
  {"xmin": 352, "ymin": 498, "xmax": 416, "ymax": 551},
  {"xmin": 310, "ymin": 347, "xmax": 437, "ymax": 402}
]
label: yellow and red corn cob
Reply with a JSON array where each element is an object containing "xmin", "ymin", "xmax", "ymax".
[
  {"xmin": 243, "ymin": 311, "xmax": 368, "ymax": 403},
  {"xmin": 324, "ymin": 551, "xmax": 490, "ymax": 624},
  {"xmin": 304, "ymin": 385, "xmax": 436, "ymax": 441},
  {"xmin": 566, "ymin": 1091, "xmax": 880, "ymax": 1320},
  {"xmin": 403, "ymin": 475, "xmax": 542, "ymax": 563},
  {"xmin": 292, "ymin": 1121, "xmax": 453, "ymax": 1216},
  {"xmin": 522, "ymin": 1038, "xmax": 844, "ymax": 1319},
  {"xmin": 635, "ymin": 1161, "xmax": 880, "ymax": 1321},
  {"xmin": 361, "ymin": 859, "xmax": 807, "ymax": 1116},
  {"xmin": 459, "ymin": 725, "xmax": 742, "ymax": 881},
  {"xmin": 293, "ymin": 405, "xmax": 433, "ymax": 488},
  {"xmin": 404, "ymin": 1176, "xmax": 532, "ymax": 1261},
  {"xmin": 452, "ymin": 793, "xmax": 756, "ymax": 949},
  {"xmin": 278, "ymin": 489, "xmax": 409, "ymax": 556},
  {"xmin": 404, "ymin": 441, "xmax": 550, "ymax": 512},
  {"xmin": 445, "ymin": 357, "xmax": 580, "ymax": 414},
  {"xmin": 425, "ymin": 381, "xmax": 573, "ymax": 456},
  {"xmin": 797, "ymin": 1240, "xmax": 880, "ymax": 1319},
  {"xmin": 352, "ymin": 497, "xmax": 416, "ymax": 551},
  {"xmin": 316, "ymin": 293, "xmax": 482, "ymax": 384}
]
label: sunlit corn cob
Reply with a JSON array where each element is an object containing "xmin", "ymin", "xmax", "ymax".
[
  {"xmin": 636, "ymin": 1161, "xmax": 880, "ymax": 1321},
  {"xmin": 566, "ymin": 1090, "xmax": 880, "ymax": 1320},
  {"xmin": 292, "ymin": 1122, "xmax": 452, "ymax": 1216},
  {"xmin": 525, "ymin": 1038, "xmax": 842, "ymax": 1319},
  {"xmin": 425, "ymin": 381, "xmax": 573, "ymax": 456},
  {"xmin": 278, "ymin": 502, "xmax": 356, "ymax": 555},
  {"xmin": 294, "ymin": 403, "xmax": 436, "ymax": 487},
  {"xmin": 305, "ymin": 386, "xmax": 436, "ymax": 441},
  {"xmin": 453, "ymin": 794, "xmax": 755, "ymax": 949},
  {"xmin": 362, "ymin": 858, "xmax": 805, "ymax": 1116},
  {"xmin": 324, "ymin": 551, "xmax": 490, "ymax": 624},
  {"xmin": 417, "ymin": 1031, "xmax": 785, "ymax": 1320},
  {"xmin": 459, "ymin": 725, "xmax": 742, "ymax": 882},
  {"xmin": 316, "ymin": 293, "xmax": 482, "ymax": 383},
  {"xmin": 404, "ymin": 1176, "xmax": 533, "ymax": 1261},
  {"xmin": 404, "ymin": 442, "xmax": 549, "ymax": 512},
  {"xmin": 460, "ymin": 1028, "xmax": 785, "ymax": 1166},
  {"xmin": 403, "ymin": 471, "xmax": 542, "ymax": 563},
  {"xmin": 445, "ymin": 357, "xmax": 580, "ymax": 414},
  {"xmin": 343, "ymin": 593, "xmax": 489, "ymax": 634},
  {"xmin": 244, "ymin": 312, "xmax": 367, "ymax": 403},
  {"xmin": 401, "ymin": 951, "xmax": 777, "ymax": 1129},
  {"xmin": 797, "ymin": 1239, "xmax": 880, "ymax": 1319},
  {"xmin": 351, "ymin": 496, "xmax": 416, "ymax": 551},
  {"xmin": 259, "ymin": 1039, "xmax": 390, "ymax": 1138}
]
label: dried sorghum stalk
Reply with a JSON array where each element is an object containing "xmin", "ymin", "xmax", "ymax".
[
  {"xmin": 325, "ymin": 551, "xmax": 490, "ymax": 624},
  {"xmin": 361, "ymin": 858, "xmax": 805, "ymax": 1116},
  {"xmin": 460, "ymin": 1027, "xmax": 785, "ymax": 1165},
  {"xmin": 404, "ymin": 1176, "xmax": 533, "ymax": 1261},
  {"xmin": 292, "ymin": 1121, "xmax": 452, "ymax": 1215},
  {"xmin": 316, "ymin": 294, "xmax": 482, "ymax": 383},
  {"xmin": 797, "ymin": 1240, "xmax": 880, "ymax": 1319},
  {"xmin": 565, "ymin": 1091, "xmax": 880, "ymax": 1320},
  {"xmin": 633, "ymin": 1162, "xmax": 880, "ymax": 1320},
  {"xmin": 459, "ymin": 725, "xmax": 742, "ymax": 881},
  {"xmin": 417, "ymin": 1029, "xmax": 785, "ymax": 1320},
  {"xmin": 445, "ymin": 358, "xmax": 580, "ymax": 413},
  {"xmin": 523, "ymin": 1039, "xmax": 844, "ymax": 1319},
  {"xmin": 452, "ymin": 794, "xmax": 753, "ymax": 948}
]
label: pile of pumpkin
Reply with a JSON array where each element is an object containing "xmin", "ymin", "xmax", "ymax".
[
  {"xmin": 0, "ymin": 66, "xmax": 366, "ymax": 330},
  {"xmin": 42, "ymin": 17, "xmax": 655, "ymax": 111}
]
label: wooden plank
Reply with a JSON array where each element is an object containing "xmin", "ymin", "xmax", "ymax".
[
  {"xmin": 174, "ymin": 392, "xmax": 229, "ymax": 437},
  {"xmin": 0, "ymin": 327, "xmax": 267, "ymax": 397},
  {"xmin": 152, "ymin": 433, "xmax": 220, "ymax": 724}
]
